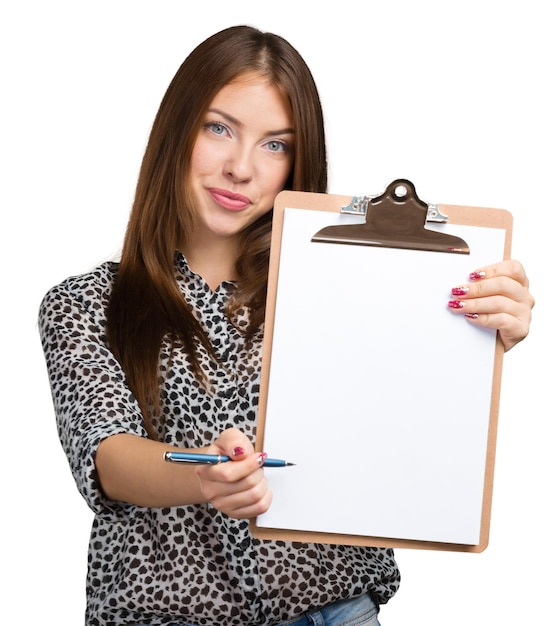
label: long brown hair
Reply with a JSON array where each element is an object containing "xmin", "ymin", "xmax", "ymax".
[{"xmin": 107, "ymin": 25, "xmax": 327, "ymax": 437}]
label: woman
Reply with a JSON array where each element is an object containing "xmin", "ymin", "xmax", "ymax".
[{"xmin": 39, "ymin": 25, "xmax": 533, "ymax": 626}]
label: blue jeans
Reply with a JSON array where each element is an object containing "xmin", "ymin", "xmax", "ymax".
[{"xmin": 277, "ymin": 593, "xmax": 380, "ymax": 626}]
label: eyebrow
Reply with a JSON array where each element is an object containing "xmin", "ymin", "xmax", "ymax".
[{"xmin": 208, "ymin": 107, "xmax": 295, "ymax": 136}]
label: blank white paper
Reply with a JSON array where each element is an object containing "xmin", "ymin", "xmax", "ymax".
[{"xmin": 257, "ymin": 207, "xmax": 505, "ymax": 545}]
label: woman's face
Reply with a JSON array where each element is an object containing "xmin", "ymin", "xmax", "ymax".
[{"xmin": 188, "ymin": 72, "xmax": 294, "ymax": 244}]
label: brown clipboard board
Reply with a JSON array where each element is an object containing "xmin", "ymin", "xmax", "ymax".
[{"xmin": 251, "ymin": 180, "xmax": 512, "ymax": 553}]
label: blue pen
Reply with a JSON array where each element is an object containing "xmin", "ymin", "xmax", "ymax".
[{"xmin": 164, "ymin": 451, "xmax": 294, "ymax": 467}]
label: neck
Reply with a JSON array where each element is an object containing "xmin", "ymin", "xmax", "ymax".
[{"xmin": 180, "ymin": 235, "xmax": 238, "ymax": 291}]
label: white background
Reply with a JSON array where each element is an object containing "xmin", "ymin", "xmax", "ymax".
[{"xmin": 1, "ymin": 1, "xmax": 543, "ymax": 624}]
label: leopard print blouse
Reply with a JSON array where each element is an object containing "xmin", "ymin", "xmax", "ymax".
[{"xmin": 39, "ymin": 253, "xmax": 400, "ymax": 626}]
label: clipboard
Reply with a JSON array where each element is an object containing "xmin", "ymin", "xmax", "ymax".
[{"xmin": 251, "ymin": 179, "xmax": 512, "ymax": 553}]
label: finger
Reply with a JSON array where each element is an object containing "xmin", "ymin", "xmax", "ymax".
[
  {"xmin": 470, "ymin": 259, "xmax": 530, "ymax": 288},
  {"xmin": 196, "ymin": 452, "xmax": 266, "ymax": 485},
  {"xmin": 451, "ymin": 273, "xmax": 534, "ymax": 308},
  {"xmin": 225, "ymin": 489, "xmax": 273, "ymax": 519},
  {"xmin": 212, "ymin": 427, "xmax": 255, "ymax": 461},
  {"xmin": 452, "ymin": 276, "xmax": 523, "ymax": 301},
  {"xmin": 211, "ymin": 479, "xmax": 272, "ymax": 519},
  {"xmin": 463, "ymin": 310, "xmax": 530, "ymax": 352},
  {"xmin": 449, "ymin": 293, "xmax": 531, "ymax": 352},
  {"xmin": 201, "ymin": 467, "xmax": 272, "ymax": 518},
  {"xmin": 448, "ymin": 293, "xmax": 522, "ymax": 318}
]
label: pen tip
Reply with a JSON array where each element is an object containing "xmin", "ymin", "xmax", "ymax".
[{"xmin": 287, "ymin": 462, "xmax": 295, "ymax": 466}]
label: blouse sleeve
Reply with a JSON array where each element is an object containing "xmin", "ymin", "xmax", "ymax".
[{"xmin": 38, "ymin": 267, "xmax": 148, "ymax": 521}]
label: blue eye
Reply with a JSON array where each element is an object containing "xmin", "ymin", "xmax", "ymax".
[
  {"xmin": 205, "ymin": 121, "xmax": 228, "ymax": 136},
  {"xmin": 266, "ymin": 140, "xmax": 288, "ymax": 153}
]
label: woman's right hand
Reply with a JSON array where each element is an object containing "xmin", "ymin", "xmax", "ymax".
[{"xmin": 195, "ymin": 428, "xmax": 273, "ymax": 519}]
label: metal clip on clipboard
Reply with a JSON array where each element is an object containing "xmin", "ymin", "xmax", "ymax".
[{"xmin": 311, "ymin": 179, "xmax": 470, "ymax": 254}]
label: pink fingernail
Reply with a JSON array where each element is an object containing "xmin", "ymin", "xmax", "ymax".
[
  {"xmin": 257, "ymin": 452, "xmax": 268, "ymax": 466},
  {"xmin": 451, "ymin": 286, "xmax": 469, "ymax": 296},
  {"xmin": 448, "ymin": 300, "xmax": 465, "ymax": 309},
  {"xmin": 232, "ymin": 446, "xmax": 245, "ymax": 457},
  {"xmin": 469, "ymin": 271, "xmax": 486, "ymax": 281},
  {"xmin": 465, "ymin": 313, "xmax": 479, "ymax": 319}
]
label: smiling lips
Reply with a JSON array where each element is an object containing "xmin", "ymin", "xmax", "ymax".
[{"xmin": 208, "ymin": 188, "xmax": 251, "ymax": 211}]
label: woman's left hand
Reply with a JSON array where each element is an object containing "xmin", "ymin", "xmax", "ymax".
[{"xmin": 448, "ymin": 259, "xmax": 534, "ymax": 352}]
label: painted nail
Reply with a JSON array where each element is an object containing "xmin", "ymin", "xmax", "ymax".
[
  {"xmin": 232, "ymin": 446, "xmax": 245, "ymax": 457},
  {"xmin": 448, "ymin": 300, "xmax": 465, "ymax": 309},
  {"xmin": 451, "ymin": 286, "xmax": 469, "ymax": 296},
  {"xmin": 465, "ymin": 313, "xmax": 479, "ymax": 319},
  {"xmin": 469, "ymin": 271, "xmax": 486, "ymax": 281},
  {"xmin": 257, "ymin": 452, "xmax": 268, "ymax": 466}
]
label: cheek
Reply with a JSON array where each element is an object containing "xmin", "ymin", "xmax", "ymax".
[
  {"xmin": 190, "ymin": 135, "xmax": 226, "ymax": 180},
  {"xmin": 267, "ymin": 161, "xmax": 293, "ymax": 196},
  {"xmin": 189, "ymin": 141, "xmax": 210, "ymax": 179}
]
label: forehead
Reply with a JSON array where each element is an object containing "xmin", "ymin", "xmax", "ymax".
[{"xmin": 208, "ymin": 72, "xmax": 293, "ymax": 126}]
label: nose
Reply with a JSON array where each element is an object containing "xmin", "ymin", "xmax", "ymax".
[{"xmin": 223, "ymin": 144, "xmax": 253, "ymax": 183}]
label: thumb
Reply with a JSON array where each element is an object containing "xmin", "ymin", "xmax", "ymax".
[{"xmin": 212, "ymin": 427, "xmax": 255, "ymax": 460}]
